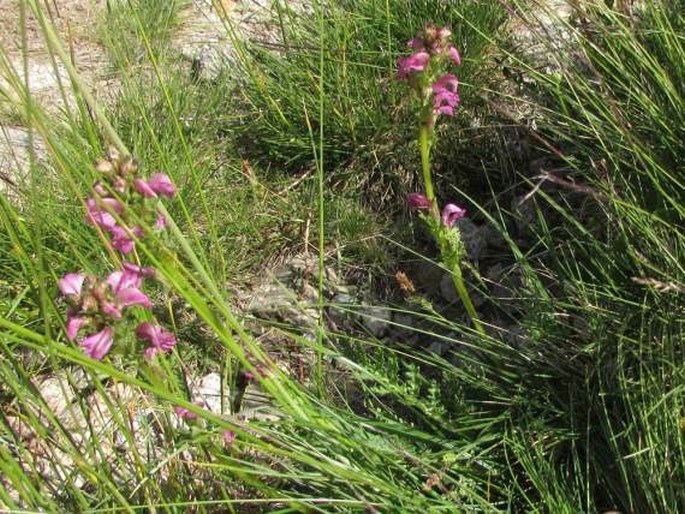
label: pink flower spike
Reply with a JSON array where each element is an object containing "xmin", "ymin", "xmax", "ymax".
[
  {"xmin": 116, "ymin": 287, "xmax": 152, "ymax": 309},
  {"xmin": 407, "ymin": 193, "xmax": 431, "ymax": 210},
  {"xmin": 396, "ymin": 51, "xmax": 430, "ymax": 80},
  {"xmin": 81, "ymin": 327, "xmax": 114, "ymax": 360},
  {"xmin": 223, "ymin": 430, "xmax": 236, "ymax": 446},
  {"xmin": 134, "ymin": 178, "xmax": 158, "ymax": 198},
  {"xmin": 448, "ymin": 45, "xmax": 461, "ymax": 66},
  {"xmin": 59, "ymin": 273, "xmax": 85, "ymax": 297},
  {"xmin": 175, "ymin": 406, "xmax": 198, "ymax": 420},
  {"xmin": 136, "ymin": 322, "xmax": 177, "ymax": 351},
  {"xmin": 65, "ymin": 315, "xmax": 87, "ymax": 341},
  {"xmin": 148, "ymin": 173, "xmax": 177, "ymax": 198},
  {"xmin": 441, "ymin": 204, "xmax": 467, "ymax": 228}
]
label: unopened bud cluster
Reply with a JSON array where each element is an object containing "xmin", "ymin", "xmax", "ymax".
[{"xmin": 87, "ymin": 148, "xmax": 177, "ymax": 254}]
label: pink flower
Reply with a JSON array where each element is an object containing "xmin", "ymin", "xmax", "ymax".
[
  {"xmin": 175, "ymin": 406, "xmax": 198, "ymax": 420},
  {"xmin": 107, "ymin": 264, "xmax": 153, "ymax": 294},
  {"xmin": 59, "ymin": 273, "xmax": 85, "ymax": 297},
  {"xmin": 136, "ymin": 322, "xmax": 177, "ymax": 352},
  {"xmin": 154, "ymin": 213, "xmax": 167, "ymax": 230},
  {"xmin": 65, "ymin": 314, "xmax": 87, "ymax": 341},
  {"xmin": 110, "ymin": 226, "xmax": 142, "ymax": 255},
  {"xmin": 223, "ymin": 430, "xmax": 236, "ymax": 446},
  {"xmin": 85, "ymin": 197, "xmax": 122, "ymax": 230},
  {"xmin": 448, "ymin": 44, "xmax": 461, "ymax": 66},
  {"xmin": 148, "ymin": 173, "xmax": 177, "ymax": 198},
  {"xmin": 396, "ymin": 51, "xmax": 430, "ymax": 79},
  {"xmin": 432, "ymin": 74, "xmax": 458, "ymax": 94},
  {"xmin": 81, "ymin": 327, "xmax": 114, "ymax": 360},
  {"xmin": 441, "ymin": 204, "xmax": 467, "ymax": 228},
  {"xmin": 105, "ymin": 266, "xmax": 152, "ymax": 311},
  {"xmin": 432, "ymin": 74, "xmax": 460, "ymax": 116},
  {"xmin": 123, "ymin": 262, "xmax": 155, "ymax": 277},
  {"xmin": 433, "ymin": 91, "xmax": 460, "ymax": 116},
  {"xmin": 143, "ymin": 346, "xmax": 161, "ymax": 361},
  {"xmin": 134, "ymin": 178, "xmax": 157, "ymax": 198},
  {"xmin": 407, "ymin": 192, "xmax": 431, "ymax": 210},
  {"xmin": 86, "ymin": 203, "xmax": 116, "ymax": 230}
]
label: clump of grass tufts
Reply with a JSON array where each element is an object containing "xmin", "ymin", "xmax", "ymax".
[{"xmin": 230, "ymin": 0, "xmax": 506, "ymax": 179}]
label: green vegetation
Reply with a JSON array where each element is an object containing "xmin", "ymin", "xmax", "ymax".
[{"xmin": 0, "ymin": 0, "xmax": 683, "ymax": 511}]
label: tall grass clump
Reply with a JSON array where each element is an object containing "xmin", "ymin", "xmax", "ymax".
[
  {"xmin": 481, "ymin": 1, "xmax": 685, "ymax": 511},
  {"xmin": 231, "ymin": 0, "xmax": 506, "ymax": 177}
]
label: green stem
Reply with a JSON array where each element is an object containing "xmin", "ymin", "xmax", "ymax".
[
  {"xmin": 419, "ymin": 123, "xmax": 440, "ymax": 220},
  {"xmin": 450, "ymin": 265, "xmax": 486, "ymax": 337}
]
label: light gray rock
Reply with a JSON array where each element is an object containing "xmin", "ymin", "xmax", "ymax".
[
  {"xmin": 192, "ymin": 372, "xmax": 228, "ymax": 414},
  {"xmin": 361, "ymin": 305, "xmax": 392, "ymax": 338}
]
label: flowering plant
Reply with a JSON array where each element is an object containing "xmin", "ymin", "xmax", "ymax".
[
  {"xmin": 59, "ymin": 149, "xmax": 179, "ymax": 360},
  {"xmin": 398, "ymin": 24, "xmax": 484, "ymax": 335}
]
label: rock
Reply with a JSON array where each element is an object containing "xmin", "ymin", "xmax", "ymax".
[
  {"xmin": 427, "ymin": 340, "xmax": 451, "ymax": 356},
  {"xmin": 388, "ymin": 312, "xmax": 419, "ymax": 341},
  {"xmin": 439, "ymin": 271, "xmax": 487, "ymax": 309},
  {"xmin": 0, "ymin": 126, "xmax": 48, "ymax": 194},
  {"xmin": 455, "ymin": 218, "xmax": 486, "ymax": 262},
  {"xmin": 360, "ymin": 305, "xmax": 392, "ymax": 338},
  {"xmin": 192, "ymin": 372, "xmax": 228, "ymax": 414}
]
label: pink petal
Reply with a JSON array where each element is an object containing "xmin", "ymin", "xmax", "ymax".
[
  {"xmin": 148, "ymin": 173, "xmax": 177, "ymax": 198},
  {"xmin": 116, "ymin": 287, "xmax": 152, "ymax": 309},
  {"xmin": 110, "ymin": 226, "xmax": 136, "ymax": 254},
  {"xmin": 175, "ymin": 406, "xmax": 198, "ymax": 420},
  {"xmin": 136, "ymin": 322, "xmax": 176, "ymax": 350},
  {"xmin": 59, "ymin": 273, "xmax": 85, "ymax": 297},
  {"xmin": 432, "ymin": 74, "xmax": 458, "ymax": 94},
  {"xmin": 441, "ymin": 204, "xmax": 467, "ymax": 228},
  {"xmin": 143, "ymin": 346, "xmax": 160, "ymax": 361},
  {"xmin": 123, "ymin": 262, "xmax": 155, "ymax": 277},
  {"xmin": 85, "ymin": 198, "xmax": 117, "ymax": 230},
  {"xmin": 113, "ymin": 178, "xmax": 127, "ymax": 193},
  {"xmin": 223, "ymin": 430, "xmax": 236, "ymax": 446},
  {"xmin": 81, "ymin": 327, "xmax": 114, "ymax": 360},
  {"xmin": 448, "ymin": 44, "xmax": 461, "ymax": 66},
  {"xmin": 101, "ymin": 301, "xmax": 122, "ymax": 320},
  {"xmin": 134, "ymin": 178, "xmax": 157, "ymax": 198},
  {"xmin": 154, "ymin": 213, "xmax": 167, "ymax": 230},
  {"xmin": 407, "ymin": 192, "xmax": 431, "ymax": 210},
  {"xmin": 107, "ymin": 263, "xmax": 152, "ymax": 293},
  {"xmin": 65, "ymin": 315, "xmax": 87, "ymax": 341}
]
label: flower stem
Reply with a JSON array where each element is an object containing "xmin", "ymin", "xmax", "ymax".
[
  {"xmin": 450, "ymin": 265, "xmax": 486, "ymax": 337},
  {"xmin": 419, "ymin": 123, "xmax": 440, "ymax": 221}
]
